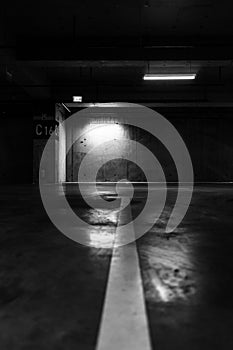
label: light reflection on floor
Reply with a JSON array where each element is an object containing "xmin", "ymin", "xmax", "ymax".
[
  {"xmin": 138, "ymin": 227, "xmax": 195, "ymax": 303},
  {"xmin": 67, "ymin": 183, "xmax": 195, "ymax": 303},
  {"xmin": 39, "ymin": 183, "xmax": 233, "ymax": 349},
  {"xmin": 88, "ymin": 227, "xmax": 115, "ymax": 249},
  {"xmin": 82, "ymin": 208, "xmax": 119, "ymax": 226},
  {"xmin": 1, "ymin": 185, "xmax": 233, "ymax": 349},
  {"xmin": 70, "ymin": 208, "xmax": 119, "ymax": 249}
]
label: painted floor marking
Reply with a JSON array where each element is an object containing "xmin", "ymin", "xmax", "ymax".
[{"xmin": 96, "ymin": 202, "xmax": 151, "ymax": 350}]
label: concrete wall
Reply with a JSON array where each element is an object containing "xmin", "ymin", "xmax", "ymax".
[
  {"xmin": 33, "ymin": 113, "xmax": 56, "ymax": 184},
  {"xmin": 33, "ymin": 103, "xmax": 67, "ymax": 184},
  {"xmin": 66, "ymin": 122, "xmax": 174, "ymax": 182},
  {"xmin": 0, "ymin": 108, "xmax": 32, "ymax": 184},
  {"xmin": 66, "ymin": 107, "xmax": 233, "ymax": 182},
  {"xmin": 1, "ymin": 105, "xmax": 232, "ymax": 184},
  {"xmin": 160, "ymin": 109, "xmax": 233, "ymax": 181}
]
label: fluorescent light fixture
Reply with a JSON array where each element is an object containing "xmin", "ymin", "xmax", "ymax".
[
  {"xmin": 73, "ymin": 96, "xmax": 82, "ymax": 102},
  {"xmin": 143, "ymin": 74, "xmax": 196, "ymax": 80}
]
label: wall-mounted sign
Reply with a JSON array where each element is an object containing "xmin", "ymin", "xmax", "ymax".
[
  {"xmin": 33, "ymin": 120, "xmax": 59, "ymax": 139},
  {"xmin": 73, "ymin": 96, "xmax": 82, "ymax": 102}
]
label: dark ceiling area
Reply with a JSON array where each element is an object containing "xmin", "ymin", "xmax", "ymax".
[{"xmin": 1, "ymin": 0, "xmax": 233, "ymax": 104}]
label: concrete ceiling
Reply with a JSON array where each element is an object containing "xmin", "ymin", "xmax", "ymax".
[
  {"xmin": 2, "ymin": 0, "xmax": 233, "ymax": 43},
  {"xmin": 0, "ymin": 0, "xmax": 233, "ymax": 104}
]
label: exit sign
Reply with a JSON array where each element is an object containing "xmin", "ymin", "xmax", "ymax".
[{"xmin": 73, "ymin": 96, "xmax": 82, "ymax": 102}]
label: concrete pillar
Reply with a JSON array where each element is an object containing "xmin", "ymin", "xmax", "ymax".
[{"xmin": 55, "ymin": 103, "xmax": 66, "ymax": 183}]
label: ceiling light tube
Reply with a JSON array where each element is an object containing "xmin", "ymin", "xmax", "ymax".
[{"xmin": 143, "ymin": 74, "xmax": 196, "ymax": 80}]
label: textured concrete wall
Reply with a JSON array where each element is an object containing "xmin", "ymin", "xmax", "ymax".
[
  {"xmin": 5, "ymin": 105, "xmax": 230, "ymax": 184},
  {"xmin": 0, "ymin": 109, "xmax": 32, "ymax": 184},
  {"xmin": 66, "ymin": 121, "xmax": 177, "ymax": 182},
  {"xmin": 32, "ymin": 103, "xmax": 59, "ymax": 183},
  {"xmin": 66, "ymin": 108, "xmax": 233, "ymax": 182},
  {"xmin": 165, "ymin": 112, "xmax": 233, "ymax": 182},
  {"xmin": 33, "ymin": 115, "xmax": 55, "ymax": 184}
]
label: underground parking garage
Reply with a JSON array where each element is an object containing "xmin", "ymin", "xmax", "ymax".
[{"xmin": 1, "ymin": 1, "xmax": 233, "ymax": 349}]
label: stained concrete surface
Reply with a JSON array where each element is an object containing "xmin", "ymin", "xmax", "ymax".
[
  {"xmin": 137, "ymin": 187, "xmax": 233, "ymax": 350},
  {"xmin": 0, "ymin": 185, "xmax": 233, "ymax": 349},
  {"xmin": 0, "ymin": 185, "xmax": 112, "ymax": 350}
]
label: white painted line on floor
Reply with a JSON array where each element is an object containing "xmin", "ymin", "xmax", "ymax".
[{"xmin": 96, "ymin": 202, "xmax": 151, "ymax": 350}]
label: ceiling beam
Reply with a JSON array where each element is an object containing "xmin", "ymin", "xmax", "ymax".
[
  {"xmin": 15, "ymin": 60, "xmax": 233, "ymax": 68},
  {"xmin": 65, "ymin": 102, "xmax": 233, "ymax": 108},
  {"xmin": 15, "ymin": 45, "xmax": 233, "ymax": 61}
]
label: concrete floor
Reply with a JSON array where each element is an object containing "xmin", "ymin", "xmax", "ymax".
[{"xmin": 0, "ymin": 184, "xmax": 233, "ymax": 349}]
